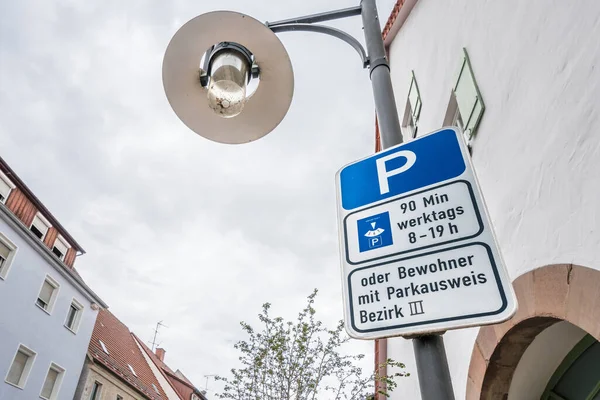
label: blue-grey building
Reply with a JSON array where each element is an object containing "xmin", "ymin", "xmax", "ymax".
[{"xmin": 0, "ymin": 156, "xmax": 107, "ymax": 400}]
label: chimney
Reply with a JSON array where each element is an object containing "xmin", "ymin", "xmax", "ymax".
[{"xmin": 155, "ymin": 348, "xmax": 166, "ymax": 362}]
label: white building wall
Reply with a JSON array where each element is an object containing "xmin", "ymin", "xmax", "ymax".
[
  {"xmin": 385, "ymin": 0, "xmax": 600, "ymax": 398},
  {"xmin": 0, "ymin": 208, "xmax": 99, "ymax": 400}
]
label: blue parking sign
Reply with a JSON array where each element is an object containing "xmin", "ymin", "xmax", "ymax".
[
  {"xmin": 335, "ymin": 127, "xmax": 517, "ymax": 339},
  {"xmin": 339, "ymin": 128, "xmax": 466, "ymax": 210},
  {"xmin": 357, "ymin": 212, "xmax": 393, "ymax": 252}
]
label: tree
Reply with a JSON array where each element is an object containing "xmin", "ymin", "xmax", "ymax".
[{"xmin": 216, "ymin": 289, "xmax": 409, "ymax": 400}]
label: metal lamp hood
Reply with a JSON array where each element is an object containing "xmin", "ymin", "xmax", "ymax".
[{"xmin": 162, "ymin": 11, "xmax": 294, "ymax": 144}]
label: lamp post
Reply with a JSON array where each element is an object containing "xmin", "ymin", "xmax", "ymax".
[{"xmin": 162, "ymin": 1, "xmax": 454, "ymax": 398}]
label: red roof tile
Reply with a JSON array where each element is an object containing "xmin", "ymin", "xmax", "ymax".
[
  {"xmin": 165, "ymin": 371, "xmax": 195, "ymax": 400},
  {"xmin": 134, "ymin": 336, "xmax": 206, "ymax": 400},
  {"xmin": 382, "ymin": 0, "xmax": 405, "ymax": 40},
  {"xmin": 173, "ymin": 370, "xmax": 194, "ymax": 388},
  {"xmin": 89, "ymin": 310, "xmax": 168, "ymax": 400}
]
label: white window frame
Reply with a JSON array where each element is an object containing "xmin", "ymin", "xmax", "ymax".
[
  {"xmin": 401, "ymin": 70, "xmax": 422, "ymax": 140},
  {"xmin": 39, "ymin": 362, "xmax": 65, "ymax": 400},
  {"xmin": 443, "ymin": 91, "xmax": 463, "ymax": 128},
  {"xmin": 0, "ymin": 170, "xmax": 15, "ymax": 204},
  {"xmin": 4, "ymin": 344, "xmax": 37, "ymax": 389},
  {"xmin": 30, "ymin": 213, "xmax": 52, "ymax": 241},
  {"xmin": 64, "ymin": 298, "xmax": 84, "ymax": 333},
  {"xmin": 0, "ymin": 232, "xmax": 18, "ymax": 280},
  {"xmin": 36, "ymin": 275, "xmax": 60, "ymax": 314},
  {"xmin": 52, "ymin": 235, "xmax": 70, "ymax": 261}
]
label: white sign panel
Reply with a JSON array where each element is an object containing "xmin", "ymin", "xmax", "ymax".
[{"xmin": 335, "ymin": 127, "xmax": 517, "ymax": 339}]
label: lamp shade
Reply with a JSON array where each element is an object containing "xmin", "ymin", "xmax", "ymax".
[{"xmin": 162, "ymin": 11, "xmax": 295, "ymax": 144}]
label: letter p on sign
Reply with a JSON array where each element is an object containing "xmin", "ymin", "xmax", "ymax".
[{"xmin": 375, "ymin": 151, "xmax": 417, "ymax": 195}]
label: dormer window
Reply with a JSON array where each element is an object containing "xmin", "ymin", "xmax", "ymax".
[
  {"xmin": 0, "ymin": 170, "xmax": 15, "ymax": 204},
  {"xmin": 52, "ymin": 235, "xmax": 70, "ymax": 261},
  {"xmin": 30, "ymin": 213, "xmax": 51, "ymax": 241}
]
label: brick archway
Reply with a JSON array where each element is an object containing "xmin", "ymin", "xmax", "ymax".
[{"xmin": 466, "ymin": 264, "xmax": 600, "ymax": 399}]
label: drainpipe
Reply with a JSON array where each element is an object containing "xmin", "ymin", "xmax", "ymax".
[{"xmin": 375, "ymin": 338, "xmax": 388, "ymax": 399}]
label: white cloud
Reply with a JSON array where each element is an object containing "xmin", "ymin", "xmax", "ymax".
[{"xmin": 0, "ymin": 0, "xmax": 398, "ymax": 396}]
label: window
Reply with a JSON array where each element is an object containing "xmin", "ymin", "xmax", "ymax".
[
  {"xmin": 117, "ymin": 396, "xmax": 123, "ymax": 400},
  {"xmin": 52, "ymin": 235, "xmax": 70, "ymax": 261},
  {"xmin": 0, "ymin": 233, "xmax": 17, "ymax": 280},
  {"xmin": 36, "ymin": 275, "xmax": 60, "ymax": 313},
  {"xmin": 90, "ymin": 381, "xmax": 102, "ymax": 400},
  {"xmin": 128, "ymin": 364, "xmax": 137, "ymax": 377},
  {"xmin": 0, "ymin": 170, "xmax": 15, "ymax": 204},
  {"xmin": 443, "ymin": 48, "xmax": 485, "ymax": 143},
  {"xmin": 0, "ymin": 241, "xmax": 9, "ymax": 276},
  {"xmin": 402, "ymin": 71, "xmax": 422, "ymax": 139},
  {"xmin": 152, "ymin": 383, "xmax": 160, "ymax": 393},
  {"xmin": 99, "ymin": 340, "xmax": 109, "ymax": 354},
  {"xmin": 64, "ymin": 299, "xmax": 83, "ymax": 333},
  {"xmin": 5, "ymin": 345, "xmax": 36, "ymax": 388},
  {"xmin": 39, "ymin": 363, "xmax": 64, "ymax": 400},
  {"xmin": 30, "ymin": 213, "xmax": 51, "ymax": 241}
]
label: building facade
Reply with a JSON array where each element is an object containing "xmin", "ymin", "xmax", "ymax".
[
  {"xmin": 75, "ymin": 309, "xmax": 207, "ymax": 400},
  {"xmin": 0, "ymin": 157, "xmax": 107, "ymax": 400},
  {"xmin": 375, "ymin": 1, "xmax": 600, "ymax": 399},
  {"xmin": 75, "ymin": 309, "xmax": 168, "ymax": 400}
]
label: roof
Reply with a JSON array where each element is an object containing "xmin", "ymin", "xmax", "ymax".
[
  {"xmin": 0, "ymin": 155, "xmax": 85, "ymax": 253},
  {"xmin": 0, "ymin": 201, "xmax": 108, "ymax": 307},
  {"xmin": 135, "ymin": 336, "xmax": 207, "ymax": 400},
  {"xmin": 382, "ymin": 0, "xmax": 419, "ymax": 47},
  {"xmin": 382, "ymin": 0, "xmax": 405, "ymax": 40},
  {"xmin": 89, "ymin": 310, "xmax": 168, "ymax": 400}
]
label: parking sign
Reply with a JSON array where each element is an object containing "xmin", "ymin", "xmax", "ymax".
[{"xmin": 335, "ymin": 127, "xmax": 517, "ymax": 339}]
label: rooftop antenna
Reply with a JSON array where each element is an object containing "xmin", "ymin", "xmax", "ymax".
[
  {"xmin": 150, "ymin": 321, "xmax": 168, "ymax": 351},
  {"xmin": 204, "ymin": 374, "xmax": 216, "ymax": 391}
]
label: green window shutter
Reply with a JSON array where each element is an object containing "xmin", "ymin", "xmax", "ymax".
[
  {"xmin": 453, "ymin": 48, "xmax": 485, "ymax": 140},
  {"xmin": 402, "ymin": 71, "xmax": 422, "ymax": 139},
  {"xmin": 408, "ymin": 71, "xmax": 422, "ymax": 122}
]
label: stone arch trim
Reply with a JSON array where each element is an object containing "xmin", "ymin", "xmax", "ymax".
[{"xmin": 466, "ymin": 264, "xmax": 600, "ymax": 400}]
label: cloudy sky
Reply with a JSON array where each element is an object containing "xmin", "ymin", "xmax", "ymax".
[{"xmin": 0, "ymin": 0, "xmax": 397, "ymax": 395}]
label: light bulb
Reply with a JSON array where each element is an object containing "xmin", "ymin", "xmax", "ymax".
[{"xmin": 207, "ymin": 50, "xmax": 250, "ymax": 118}]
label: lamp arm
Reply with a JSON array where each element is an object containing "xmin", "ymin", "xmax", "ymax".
[
  {"xmin": 266, "ymin": 5, "xmax": 362, "ymax": 27},
  {"xmin": 268, "ymin": 23, "xmax": 369, "ymax": 68}
]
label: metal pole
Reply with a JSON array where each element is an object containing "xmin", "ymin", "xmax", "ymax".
[
  {"xmin": 413, "ymin": 335, "xmax": 455, "ymax": 399},
  {"xmin": 361, "ymin": 0, "xmax": 402, "ymax": 149},
  {"xmin": 361, "ymin": 1, "xmax": 455, "ymax": 399}
]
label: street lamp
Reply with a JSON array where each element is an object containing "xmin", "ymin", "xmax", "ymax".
[
  {"xmin": 163, "ymin": 11, "xmax": 293, "ymax": 144},
  {"xmin": 162, "ymin": 1, "xmax": 453, "ymax": 399}
]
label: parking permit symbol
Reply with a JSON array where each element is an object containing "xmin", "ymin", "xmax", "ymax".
[{"xmin": 357, "ymin": 212, "xmax": 393, "ymax": 252}]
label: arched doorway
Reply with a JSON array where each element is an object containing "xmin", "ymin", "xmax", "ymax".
[
  {"xmin": 507, "ymin": 320, "xmax": 599, "ymax": 399},
  {"xmin": 466, "ymin": 264, "xmax": 600, "ymax": 399},
  {"xmin": 540, "ymin": 333, "xmax": 600, "ymax": 399}
]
